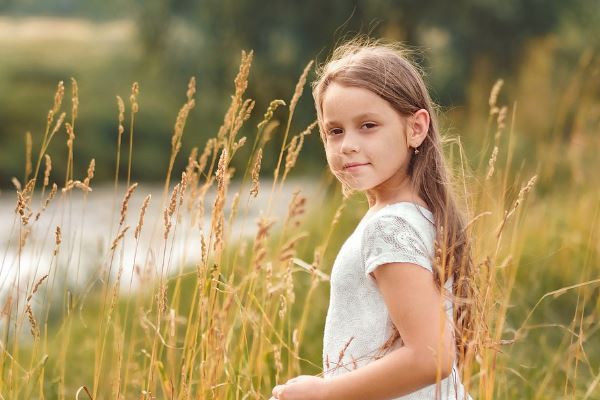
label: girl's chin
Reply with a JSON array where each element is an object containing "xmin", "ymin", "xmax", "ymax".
[{"xmin": 343, "ymin": 182, "xmax": 374, "ymax": 192}]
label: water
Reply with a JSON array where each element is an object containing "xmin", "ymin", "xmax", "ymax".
[{"xmin": 0, "ymin": 178, "xmax": 323, "ymax": 297}]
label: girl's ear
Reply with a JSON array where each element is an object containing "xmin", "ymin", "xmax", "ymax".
[{"xmin": 407, "ymin": 109, "xmax": 430, "ymax": 148}]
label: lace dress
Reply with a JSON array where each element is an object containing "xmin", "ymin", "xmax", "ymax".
[{"xmin": 322, "ymin": 202, "xmax": 472, "ymax": 400}]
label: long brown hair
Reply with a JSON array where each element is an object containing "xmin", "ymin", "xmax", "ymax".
[{"xmin": 312, "ymin": 37, "xmax": 476, "ymax": 367}]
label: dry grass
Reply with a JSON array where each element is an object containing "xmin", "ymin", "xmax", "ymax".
[{"xmin": 0, "ymin": 49, "xmax": 598, "ymax": 400}]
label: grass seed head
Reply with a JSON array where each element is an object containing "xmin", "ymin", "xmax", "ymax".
[
  {"xmin": 250, "ymin": 148, "xmax": 263, "ymax": 198},
  {"xmin": 485, "ymin": 146, "xmax": 498, "ymax": 181},
  {"xmin": 119, "ymin": 183, "xmax": 138, "ymax": 226},
  {"xmin": 25, "ymin": 304, "xmax": 39, "ymax": 340},
  {"xmin": 234, "ymin": 50, "xmax": 253, "ymax": 101},
  {"xmin": 494, "ymin": 106, "xmax": 508, "ymax": 141},
  {"xmin": 186, "ymin": 76, "xmax": 196, "ymax": 102},
  {"xmin": 54, "ymin": 226, "xmax": 62, "ymax": 256},
  {"xmin": 130, "ymin": 82, "xmax": 139, "ymax": 113},
  {"xmin": 489, "ymin": 79, "xmax": 504, "ymax": 115},
  {"xmin": 111, "ymin": 226, "xmax": 130, "ymax": 251},
  {"xmin": 65, "ymin": 122, "xmax": 75, "ymax": 152},
  {"xmin": 27, "ymin": 274, "xmax": 49, "ymax": 302},
  {"xmin": 51, "ymin": 112, "xmax": 66, "ymax": 139},
  {"xmin": 71, "ymin": 77, "xmax": 79, "ymax": 120},
  {"xmin": 83, "ymin": 158, "xmax": 95, "ymax": 187},
  {"xmin": 211, "ymin": 149, "xmax": 229, "ymax": 252},
  {"xmin": 116, "ymin": 95, "xmax": 125, "ymax": 138},
  {"xmin": 43, "ymin": 154, "xmax": 52, "ymax": 187},
  {"xmin": 164, "ymin": 183, "xmax": 180, "ymax": 240},
  {"xmin": 252, "ymin": 216, "xmax": 275, "ymax": 270},
  {"xmin": 135, "ymin": 194, "xmax": 151, "ymax": 240},
  {"xmin": 156, "ymin": 283, "xmax": 168, "ymax": 314},
  {"xmin": 290, "ymin": 60, "xmax": 314, "ymax": 115},
  {"xmin": 257, "ymin": 99, "xmax": 285, "ymax": 130},
  {"xmin": 282, "ymin": 122, "xmax": 316, "ymax": 182},
  {"xmin": 52, "ymin": 80, "xmax": 65, "ymax": 115}
]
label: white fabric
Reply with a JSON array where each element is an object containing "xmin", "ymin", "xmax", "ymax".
[{"xmin": 322, "ymin": 202, "xmax": 472, "ymax": 399}]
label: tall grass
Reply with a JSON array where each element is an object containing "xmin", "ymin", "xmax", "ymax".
[{"xmin": 0, "ymin": 49, "xmax": 598, "ymax": 400}]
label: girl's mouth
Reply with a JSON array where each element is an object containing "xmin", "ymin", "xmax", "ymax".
[{"xmin": 344, "ymin": 162, "xmax": 369, "ymax": 170}]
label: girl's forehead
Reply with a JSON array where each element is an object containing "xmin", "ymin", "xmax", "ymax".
[
  {"xmin": 321, "ymin": 83, "xmax": 391, "ymax": 118},
  {"xmin": 323, "ymin": 83, "xmax": 380, "ymax": 106}
]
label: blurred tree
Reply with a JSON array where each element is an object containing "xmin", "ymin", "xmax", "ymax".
[{"xmin": 0, "ymin": 0, "xmax": 598, "ymax": 186}]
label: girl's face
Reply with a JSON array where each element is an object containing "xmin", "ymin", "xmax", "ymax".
[{"xmin": 321, "ymin": 82, "xmax": 413, "ymax": 194}]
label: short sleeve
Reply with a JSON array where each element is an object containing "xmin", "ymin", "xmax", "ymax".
[{"xmin": 361, "ymin": 214, "xmax": 433, "ymax": 279}]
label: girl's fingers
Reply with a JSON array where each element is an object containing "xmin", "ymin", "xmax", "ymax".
[{"xmin": 272, "ymin": 384, "xmax": 286, "ymax": 398}]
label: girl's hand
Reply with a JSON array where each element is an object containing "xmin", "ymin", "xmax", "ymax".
[{"xmin": 270, "ymin": 375, "xmax": 328, "ymax": 400}]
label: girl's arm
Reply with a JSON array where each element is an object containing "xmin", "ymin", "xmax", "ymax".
[
  {"xmin": 322, "ymin": 261, "xmax": 456, "ymax": 400},
  {"xmin": 271, "ymin": 261, "xmax": 455, "ymax": 400}
]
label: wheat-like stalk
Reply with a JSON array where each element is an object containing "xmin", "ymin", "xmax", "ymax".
[
  {"xmin": 163, "ymin": 183, "xmax": 180, "ymax": 241},
  {"xmin": 282, "ymin": 121, "xmax": 317, "ymax": 184},
  {"xmin": 25, "ymin": 304, "xmax": 39, "ymax": 340},
  {"xmin": 25, "ymin": 131, "xmax": 32, "ymax": 181},
  {"xmin": 489, "ymin": 79, "xmax": 503, "ymax": 115},
  {"xmin": 258, "ymin": 99, "xmax": 286, "ymax": 131},
  {"xmin": 126, "ymin": 82, "xmax": 139, "ymax": 187},
  {"xmin": 83, "ymin": 158, "xmax": 95, "ymax": 188},
  {"xmin": 53, "ymin": 225, "xmax": 62, "ymax": 256},
  {"xmin": 252, "ymin": 216, "xmax": 275, "ymax": 271},
  {"xmin": 164, "ymin": 77, "xmax": 196, "ymax": 198},
  {"xmin": 119, "ymin": 183, "xmax": 138, "ymax": 227},
  {"xmin": 250, "ymin": 148, "xmax": 263, "ymax": 198},
  {"xmin": 485, "ymin": 146, "xmax": 498, "ymax": 181},
  {"xmin": 269, "ymin": 61, "xmax": 314, "ymax": 213},
  {"xmin": 42, "ymin": 154, "xmax": 52, "ymax": 189},
  {"xmin": 135, "ymin": 195, "xmax": 151, "ymax": 240},
  {"xmin": 211, "ymin": 148, "xmax": 229, "ymax": 255},
  {"xmin": 110, "ymin": 226, "xmax": 130, "ymax": 251},
  {"xmin": 495, "ymin": 175, "xmax": 538, "ymax": 238},
  {"xmin": 71, "ymin": 77, "xmax": 79, "ymax": 121},
  {"xmin": 217, "ymin": 50, "xmax": 253, "ymax": 147}
]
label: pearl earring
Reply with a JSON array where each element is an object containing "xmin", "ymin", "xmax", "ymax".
[{"xmin": 414, "ymin": 147, "xmax": 420, "ymax": 155}]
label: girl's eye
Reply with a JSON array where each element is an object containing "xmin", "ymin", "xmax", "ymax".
[
  {"xmin": 362, "ymin": 122, "xmax": 377, "ymax": 129},
  {"xmin": 328, "ymin": 128, "xmax": 343, "ymax": 136}
]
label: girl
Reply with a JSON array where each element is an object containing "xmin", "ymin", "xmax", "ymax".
[{"xmin": 270, "ymin": 38, "xmax": 475, "ymax": 400}]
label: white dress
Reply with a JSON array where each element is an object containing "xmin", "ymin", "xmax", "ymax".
[{"xmin": 322, "ymin": 202, "xmax": 472, "ymax": 400}]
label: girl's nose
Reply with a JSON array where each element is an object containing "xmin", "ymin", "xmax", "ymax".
[{"xmin": 340, "ymin": 132, "xmax": 360, "ymax": 153}]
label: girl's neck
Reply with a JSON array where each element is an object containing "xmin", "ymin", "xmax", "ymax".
[{"xmin": 366, "ymin": 178, "xmax": 426, "ymax": 212}]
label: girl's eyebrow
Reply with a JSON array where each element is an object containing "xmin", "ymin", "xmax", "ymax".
[{"xmin": 324, "ymin": 112, "xmax": 381, "ymax": 128}]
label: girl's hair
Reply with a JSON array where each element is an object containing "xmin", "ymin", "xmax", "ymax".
[{"xmin": 312, "ymin": 37, "xmax": 476, "ymax": 368}]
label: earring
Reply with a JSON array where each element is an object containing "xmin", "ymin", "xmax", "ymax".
[{"xmin": 414, "ymin": 147, "xmax": 420, "ymax": 155}]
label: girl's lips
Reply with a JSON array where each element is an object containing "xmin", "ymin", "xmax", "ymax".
[{"xmin": 344, "ymin": 163, "xmax": 369, "ymax": 170}]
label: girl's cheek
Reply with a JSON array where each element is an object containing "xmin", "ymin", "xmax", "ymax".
[{"xmin": 325, "ymin": 150, "xmax": 341, "ymax": 171}]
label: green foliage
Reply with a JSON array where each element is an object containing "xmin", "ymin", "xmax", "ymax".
[{"xmin": 1, "ymin": 0, "xmax": 599, "ymax": 186}]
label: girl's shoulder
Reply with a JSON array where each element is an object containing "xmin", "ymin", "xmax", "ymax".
[
  {"xmin": 359, "ymin": 202, "xmax": 438, "ymax": 276},
  {"xmin": 357, "ymin": 202, "xmax": 436, "ymax": 251}
]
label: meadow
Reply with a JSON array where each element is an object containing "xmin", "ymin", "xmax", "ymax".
[{"xmin": 0, "ymin": 46, "xmax": 599, "ymax": 400}]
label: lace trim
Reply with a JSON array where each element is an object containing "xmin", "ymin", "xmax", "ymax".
[{"xmin": 361, "ymin": 214, "xmax": 432, "ymax": 276}]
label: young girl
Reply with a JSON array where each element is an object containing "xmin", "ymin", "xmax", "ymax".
[{"xmin": 270, "ymin": 38, "xmax": 475, "ymax": 400}]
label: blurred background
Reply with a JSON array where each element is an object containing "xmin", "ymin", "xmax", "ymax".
[
  {"xmin": 1, "ymin": 2, "xmax": 600, "ymax": 398},
  {"xmin": 1, "ymin": 0, "xmax": 598, "ymax": 189}
]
